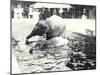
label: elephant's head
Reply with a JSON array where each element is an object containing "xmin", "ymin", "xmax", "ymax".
[{"xmin": 32, "ymin": 21, "xmax": 49, "ymax": 36}]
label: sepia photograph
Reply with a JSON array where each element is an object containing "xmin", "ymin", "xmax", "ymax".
[{"xmin": 11, "ymin": 0, "xmax": 96, "ymax": 74}]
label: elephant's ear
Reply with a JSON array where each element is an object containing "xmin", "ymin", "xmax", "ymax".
[
  {"xmin": 37, "ymin": 20, "xmax": 49, "ymax": 34},
  {"xmin": 44, "ymin": 22, "xmax": 49, "ymax": 33}
]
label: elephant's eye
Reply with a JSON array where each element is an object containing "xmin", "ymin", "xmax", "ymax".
[{"xmin": 36, "ymin": 23, "xmax": 39, "ymax": 26}]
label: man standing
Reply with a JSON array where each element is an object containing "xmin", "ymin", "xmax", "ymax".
[
  {"xmin": 28, "ymin": 5, "xmax": 33, "ymax": 18},
  {"xmin": 14, "ymin": 5, "xmax": 23, "ymax": 19},
  {"xmin": 23, "ymin": 6, "xmax": 29, "ymax": 18}
]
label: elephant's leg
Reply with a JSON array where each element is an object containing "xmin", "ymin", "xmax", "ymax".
[{"xmin": 60, "ymin": 27, "xmax": 67, "ymax": 39}]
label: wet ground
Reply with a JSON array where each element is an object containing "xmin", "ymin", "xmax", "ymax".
[
  {"xmin": 12, "ymin": 18, "xmax": 96, "ymax": 74},
  {"xmin": 12, "ymin": 41, "xmax": 72, "ymax": 73}
]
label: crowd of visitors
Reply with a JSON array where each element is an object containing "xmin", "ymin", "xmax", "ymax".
[{"xmin": 12, "ymin": 4, "xmax": 88, "ymax": 20}]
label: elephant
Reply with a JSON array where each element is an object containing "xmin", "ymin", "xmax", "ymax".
[{"xmin": 26, "ymin": 15, "xmax": 67, "ymax": 44}]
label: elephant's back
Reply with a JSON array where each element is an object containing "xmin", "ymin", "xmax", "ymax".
[
  {"xmin": 45, "ymin": 15, "xmax": 66, "ymax": 39},
  {"xmin": 46, "ymin": 15, "xmax": 66, "ymax": 28}
]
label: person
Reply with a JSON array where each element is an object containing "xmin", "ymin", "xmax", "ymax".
[
  {"xmin": 28, "ymin": 5, "xmax": 33, "ymax": 18},
  {"xmin": 23, "ymin": 6, "xmax": 29, "ymax": 18},
  {"xmin": 40, "ymin": 8, "xmax": 46, "ymax": 20},
  {"xmin": 82, "ymin": 8, "xmax": 87, "ymax": 19},
  {"xmin": 47, "ymin": 8, "xmax": 51, "ymax": 18},
  {"xmin": 59, "ymin": 8, "xmax": 63, "ymax": 17},
  {"xmin": 32, "ymin": 9, "xmax": 40, "ymax": 25},
  {"xmin": 53, "ymin": 9, "xmax": 57, "ymax": 15},
  {"xmin": 14, "ymin": 5, "xmax": 23, "ymax": 19}
]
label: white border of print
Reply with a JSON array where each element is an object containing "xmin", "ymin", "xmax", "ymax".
[{"xmin": 0, "ymin": 0, "xmax": 100, "ymax": 75}]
